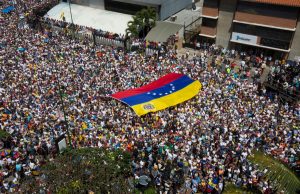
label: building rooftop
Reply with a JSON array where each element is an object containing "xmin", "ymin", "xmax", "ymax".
[{"xmin": 249, "ymin": 0, "xmax": 300, "ymax": 7}]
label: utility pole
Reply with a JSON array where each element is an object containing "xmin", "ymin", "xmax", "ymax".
[
  {"xmin": 68, "ymin": 0, "xmax": 74, "ymax": 25},
  {"xmin": 68, "ymin": 0, "xmax": 75, "ymax": 38},
  {"xmin": 50, "ymin": 54, "xmax": 73, "ymax": 148},
  {"xmin": 56, "ymin": 73, "xmax": 72, "ymax": 148}
]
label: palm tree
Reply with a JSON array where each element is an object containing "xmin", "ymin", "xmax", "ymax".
[
  {"xmin": 126, "ymin": 18, "xmax": 142, "ymax": 38},
  {"xmin": 126, "ymin": 7, "xmax": 157, "ymax": 38},
  {"xmin": 248, "ymin": 151, "xmax": 300, "ymax": 194}
]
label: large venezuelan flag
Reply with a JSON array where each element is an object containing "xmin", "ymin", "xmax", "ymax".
[{"xmin": 111, "ymin": 73, "xmax": 202, "ymax": 116}]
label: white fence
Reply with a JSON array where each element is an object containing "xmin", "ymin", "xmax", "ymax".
[{"xmin": 94, "ymin": 36, "xmax": 124, "ymax": 48}]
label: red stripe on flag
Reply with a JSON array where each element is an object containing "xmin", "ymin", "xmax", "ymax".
[{"xmin": 111, "ymin": 73, "xmax": 184, "ymax": 99}]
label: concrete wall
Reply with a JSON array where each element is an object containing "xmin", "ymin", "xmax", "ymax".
[
  {"xmin": 71, "ymin": 0, "xmax": 104, "ymax": 9},
  {"xmin": 289, "ymin": 14, "xmax": 300, "ymax": 60},
  {"xmin": 160, "ymin": 0, "xmax": 192, "ymax": 20},
  {"xmin": 89, "ymin": 0, "xmax": 105, "ymax": 9},
  {"xmin": 216, "ymin": 0, "xmax": 237, "ymax": 48}
]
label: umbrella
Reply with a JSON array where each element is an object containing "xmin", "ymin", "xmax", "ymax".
[
  {"xmin": 17, "ymin": 47, "xmax": 25, "ymax": 52},
  {"xmin": 1, "ymin": 6, "xmax": 14, "ymax": 14}
]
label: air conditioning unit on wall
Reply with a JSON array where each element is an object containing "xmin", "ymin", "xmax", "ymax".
[{"xmin": 170, "ymin": 15, "xmax": 177, "ymax": 22}]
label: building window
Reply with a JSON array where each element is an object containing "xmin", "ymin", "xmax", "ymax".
[
  {"xmin": 202, "ymin": 18, "xmax": 217, "ymax": 28},
  {"xmin": 233, "ymin": 23, "xmax": 293, "ymax": 41},
  {"xmin": 260, "ymin": 38, "xmax": 290, "ymax": 50}
]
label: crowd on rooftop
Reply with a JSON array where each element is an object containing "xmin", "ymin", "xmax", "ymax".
[{"xmin": 0, "ymin": 0, "xmax": 300, "ymax": 193}]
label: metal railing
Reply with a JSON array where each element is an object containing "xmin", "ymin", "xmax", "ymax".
[
  {"xmin": 41, "ymin": 22, "xmax": 125, "ymax": 48},
  {"xmin": 184, "ymin": 17, "xmax": 201, "ymax": 45}
]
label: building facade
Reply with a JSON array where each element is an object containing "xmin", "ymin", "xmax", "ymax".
[
  {"xmin": 71, "ymin": 0, "xmax": 105, "ymax": 9},
  {"xmin": 71, "ymin": 0, "xmax": 193, "ymax": 21},
  {"xmin": 199, "ymin": 0, "xmax": 300, "ymax": 60}
]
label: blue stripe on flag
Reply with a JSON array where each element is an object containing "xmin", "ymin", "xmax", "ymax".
[{"xmin": 121, "ymin": 75, "xmax": 194, "ymax": 106}]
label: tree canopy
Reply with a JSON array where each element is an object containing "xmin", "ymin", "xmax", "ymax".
[
  {"xmin": 126, "ymin": 7, "xmax": 156, "ymax": 38},
  {"xmin": 0, "ymin": 130, "xmax": 10, "ymax": 140},
  {"xmin": 248, "ymin": 151, "xmax": 300, "ymax": 194},
  {"xmin": 20, "ymin": 148, "xmax": 132, "ymax": 194}
]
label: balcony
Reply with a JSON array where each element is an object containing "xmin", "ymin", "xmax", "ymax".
[
  {"xmin": 234, "ymin": 2, "xmax": 298, "ymax": 31},
  {"xmin": 234, "ymin": 12, "xmax": 297, "ymax": 31},
  {"xmin": 202, "ymin": 6, "xmax": 218, "ymax": 19},
  {"xmin": 199, "ymin": 26, "xmax": 217, "ymax": 38}
]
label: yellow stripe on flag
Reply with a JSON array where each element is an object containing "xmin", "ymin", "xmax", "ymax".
[{"xmin": 131, "ymin": 80, "xmax": 201, "ymax": 116}]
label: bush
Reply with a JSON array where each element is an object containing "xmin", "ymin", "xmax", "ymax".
[
  {"xmin": 20, "ymin": 148, "xmax": 132, "ymax": 193},
  {"xmin": 0, "ymin": 130, "xmax": 10, "ymax": 139}
]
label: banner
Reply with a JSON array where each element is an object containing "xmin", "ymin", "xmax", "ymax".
[{"xmin": 232, "ymin": 32, "xmax": 259, "ymax": 45}]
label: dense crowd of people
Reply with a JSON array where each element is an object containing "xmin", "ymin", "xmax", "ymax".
[{"xmin": 0, "ymin": 0, "xmax": 300, "ymax": 193}]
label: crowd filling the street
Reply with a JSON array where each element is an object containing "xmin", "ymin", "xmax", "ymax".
[{"xmin": 0, "ymin": 0, "xmax": 300, "ymax": 193}]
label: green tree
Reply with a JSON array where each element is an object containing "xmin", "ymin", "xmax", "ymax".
[
  {"xmin": 126, "ymin": 7, "xmax": 156, "ymax": 38},
  {"xmin": 223, "ymin": 183, "xmax": 262, "ymax": 194},
  {"xmin": 248, "ymin": 151, "xmax": 300, "ymax": 194},
  {"xmin": 0, "ymin": 130, "xmax": 10, "ymax": 139},
  {"xmin": 0, "ymin": 130, "xmax": 11, "ymax": 149},
  {"xmin": 20, "ymin": 148, "xmax": 132, "ymax": 194}
]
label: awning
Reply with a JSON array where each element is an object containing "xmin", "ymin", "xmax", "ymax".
[
  {"xmin": 145, "ymin": 21, "xmax": 183, "ymax": 43},
  {"xmin": 251, "ymin": 0, "xmax": 300, "ymax": 7},
  {"xmin": 199, "ymin": 26, "xmax": 217, "ymax": 38},
  {"xmin": 230, "ymin": 39, "xmax": 290, "ymax": 52}
]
